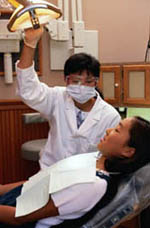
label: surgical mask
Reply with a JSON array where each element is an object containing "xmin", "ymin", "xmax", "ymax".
[{"xmin": 66, "ymin": 84, "xmax": 96, "ymax": 104}]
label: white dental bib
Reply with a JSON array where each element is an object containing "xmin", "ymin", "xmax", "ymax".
[{"xmin": 16, "ymin": 152, "xmax": 98, "ymax": 217}]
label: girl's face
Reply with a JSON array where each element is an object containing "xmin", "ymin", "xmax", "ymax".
[{"xmin": 97, "ymin": 118, "xmax": 135, "ymax": 159}]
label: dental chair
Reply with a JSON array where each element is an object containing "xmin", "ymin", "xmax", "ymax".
[
  {"xmin": 52, "ymin": 162, "xmax": 150, "ymax": 228},
  {"xmin": 82, "ymin": 163, "xmax": 150, "ymax": 228},
  {"xmin": 21, "ymin": 112, "xmax": 150, "ymax": 228},
  {"xmin": 21, "ymin": 112, "xmax": 48, "ymax": 161}
]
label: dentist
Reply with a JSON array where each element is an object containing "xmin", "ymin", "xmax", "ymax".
[{"xmin": 16, "ymin": 26, "xmax": 120, "ymax": 169}]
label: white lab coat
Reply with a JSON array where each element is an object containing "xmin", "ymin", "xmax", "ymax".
[
  {"xmin": 15, "ymin": 153, "xmax": 108, "ymax": 228},
  {"xmin": 16, "ymin": 63, "xmax": 121, "ymax": 168},
  {"xmin": 15, "ymin": 152, "xmax": 108, "ymax": 228}
]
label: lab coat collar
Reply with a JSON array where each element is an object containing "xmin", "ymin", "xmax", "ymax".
[
  {"xmin": 65, "ymin": 91, "xmax": 104, "ymax": 135},
  {"xmin": 78, "ymin": 95, "xmax": 104, "ymax": 136},
  {"xmin": 65, "ymin": 92, "xmax": 77, "ymax": 132}
]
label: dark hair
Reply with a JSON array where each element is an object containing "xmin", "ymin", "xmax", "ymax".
[
  {"xmin": 105, "ymin": 116, "xmax": 150, "ymax": 175},
  {"xmin": 64, "ymin": 53, "xmax": 100, "ymax": 79},
  {"xmin": 95, "ymin": 87, "xmax": 104, "ymax": 99}
]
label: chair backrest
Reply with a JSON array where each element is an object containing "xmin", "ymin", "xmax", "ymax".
[
  {"xmin": 21, "ymin": 112, "xmax": 48, "ymax": 161},
  {"xmin": 80, "ymin": 163, "xmax": 150, "ymax": 228},
  {"xmin": 22, "ymin": 112, "xmax": 47, "ymax": 124}
]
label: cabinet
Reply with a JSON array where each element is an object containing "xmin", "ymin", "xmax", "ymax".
[
  {"xmin": 98, "ymin": 63, "xmax": 150, "ymax": 107},
  {"xmin": 123, "ymin": 64, "xmax": 150, "ymax": 106},
  {"xmin": 99, "ymin": 65, "xmax": 122, "ymax": 106}
]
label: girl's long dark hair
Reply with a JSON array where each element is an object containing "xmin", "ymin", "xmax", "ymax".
[{"xmin": 105, "ymin": 116, "xmax": 150, "ymax": 175}]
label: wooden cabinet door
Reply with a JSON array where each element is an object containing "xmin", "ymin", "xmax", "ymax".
[
  {"xmin": 98, "ymin": 65, "xmax": 122, "ymax": 106},
  {"xmin": 123, "ymin": 64, "xmax": 150, "ymax": 106}
]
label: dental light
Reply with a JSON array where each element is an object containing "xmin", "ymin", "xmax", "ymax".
[{"xmin": 7, "ymin": 0, "xmax": 62, "ymax": 32}]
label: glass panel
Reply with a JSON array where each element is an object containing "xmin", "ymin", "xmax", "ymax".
[
  {"xmin": 103, "ymin": 72, "xmax": 115, "ymax": 98},
  {"xmin": 129, "ymin": 71, "xmax": 145, "ymax": 98}
]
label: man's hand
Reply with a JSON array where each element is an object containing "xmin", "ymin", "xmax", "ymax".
[
  {"xmin": 23, "ymin": 26, "xmax": 44, "ymax": 49},
  {"xmin": 17, "ymin": 26, "xmax": 44, "ymax": 68}
]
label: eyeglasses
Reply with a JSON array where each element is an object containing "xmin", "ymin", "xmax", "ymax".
[{"xmin": 67, "ymin": 75, "xmax": 98, "ymax": 86}]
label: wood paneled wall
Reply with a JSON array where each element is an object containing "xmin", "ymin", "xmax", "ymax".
[{"xmin": 0, "ymin": 100, "xmax": 49, "ymax": 184}]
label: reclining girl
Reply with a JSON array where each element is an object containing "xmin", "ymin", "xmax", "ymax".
[{"xmin": 0, "ymin": 116, "xmax": 150, "ymax": 228}]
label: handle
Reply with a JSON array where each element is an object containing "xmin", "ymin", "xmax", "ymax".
[
  {"xmin": 7, "ymin": 0, "xmax": 29, "ymax": 7},
  {"xmin": 15, "ymin": 0, "xmax": 30, "ymax": 6}
]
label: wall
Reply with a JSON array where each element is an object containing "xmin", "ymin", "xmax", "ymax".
[
  {"xmin": 83, "ymin": 0, "xmax": 150, "ymax": 63},
  {"xmin": 0, "ymin": 101, "xmax": 49, "ymax": 184}
]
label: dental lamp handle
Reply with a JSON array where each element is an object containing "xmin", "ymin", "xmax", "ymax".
[{"xmin": 15, "ymin": 0, "xmax": 30, "ymax": 6}]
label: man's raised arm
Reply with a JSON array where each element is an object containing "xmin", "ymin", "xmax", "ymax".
[{"xmin": 17, "ymin": 26, "xmax": 44, "ymax": 69}]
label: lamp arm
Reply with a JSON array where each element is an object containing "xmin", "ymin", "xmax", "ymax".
[
  {"xmin": 58, "ymin": 0, "xmax": 63, "ymax": 20},
  {"xmin": 63, "ymin": 0, "xmax": 68, "ymax": 21},
  {"xmin": 71, "ymin": 0, "xmax": 77, "ymax": 22},
  {"xmin": 8, "ymin": 0, "xmax": 30, "ymax": 7},
  {"xmin": 16, "ymin": 0, "xmax": 29, "ymax": 6},
  {"xmin": 77, "ymin": 0, "xmax": 82, "ymax": 21}
]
